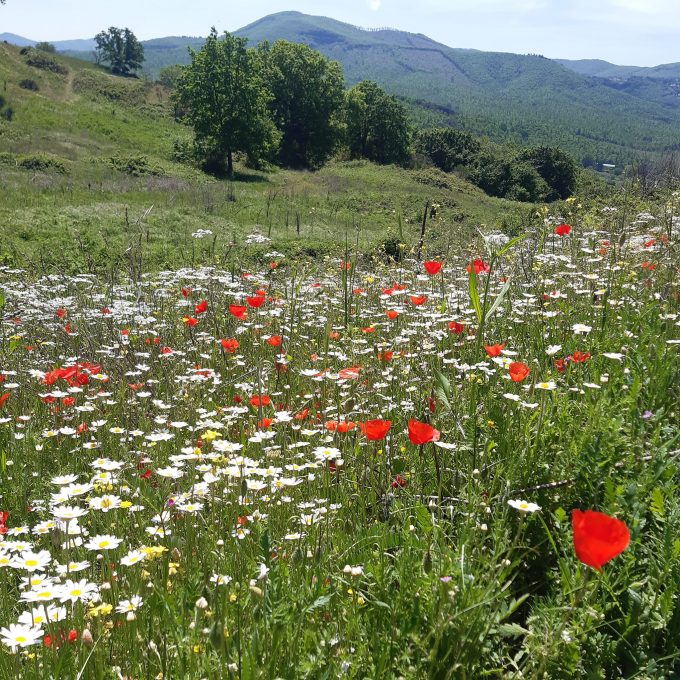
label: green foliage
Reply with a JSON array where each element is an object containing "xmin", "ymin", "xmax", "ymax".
[
  {"xmin": 176, "ymin": 28, "xmax": 279, "ymax": 175},
  {"xmin": 519, "ymin": 145, "xmax": 578, "ymax": 200},
  {"xmin": 23, "ymin": 47, "xmax": 68, "ymax": 75},
  {"xmin": 107, "ymin": 154, "xmax": 165, "ymax": 177},
  {"xmin": 414, "ymin": 127, "xmax": 481, "ymax": 172},
  {"xmin": 157, "ymin": 64, "xmax": 184, "ymax": 90},
  {"xmin": 34, "ymin": 41, "xmax": 56, "ymax": 53},
  {"xmin": 346, "ymin": 80, "xmax": 411, "ymax": 166},
  {"xmin": 17, "ymin": 153, "xmax": 67, "ymax": 173},
  {"xmin": 18, "ymin": 78, "xmax": 38, "ymax": 91},
  {"xmin": 94, "ymin": 27, "xmax": 145, "ymax": 76},
  {"xmin": 259, "ymin": 40, "xmax": 345, "ymax": 168},
  {"xmin": 470, "ymin": 148, "xmax": 549, "ymax": 202}
]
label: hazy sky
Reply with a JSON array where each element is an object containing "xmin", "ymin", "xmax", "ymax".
[{"xmin": 2, "ymin": 0, "xmax": 679, "ymax": 66}]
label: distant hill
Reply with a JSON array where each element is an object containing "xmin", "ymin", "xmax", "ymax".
[
  {"xmin": 0, "ymin": 32, "xmax": 97, "ymax": 52},
  {"xmin": 557, "ymin": 58, "xmax": 680, "ymax": 81},
  {"xmin": 4, "ymin": 12, "xmax": 680, "ymax": 165}
]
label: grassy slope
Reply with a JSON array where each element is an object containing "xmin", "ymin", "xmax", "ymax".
[{"xmin": 0, "ymin": 44, "xmax": 524, "ymax": 275}]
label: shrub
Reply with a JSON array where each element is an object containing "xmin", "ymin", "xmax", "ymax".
[
  {"xmin": 23, "ymin": 48, "xmax": 68, "ymax": 75},
  {"xmin": 108, "ymin": 154, "xmax": 165, "ymax": 177},
  {"xmin": 17, "ymin": 153, "xmax": 68, "ymax": 173},
  {"xmin": 19, "ymin": 79, "xmax": 39, "ymax": 91}
]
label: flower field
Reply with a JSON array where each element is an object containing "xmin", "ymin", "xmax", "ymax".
[{"xmin": 0, "ymin": 201, "xmax": 679, "ymax": 678}]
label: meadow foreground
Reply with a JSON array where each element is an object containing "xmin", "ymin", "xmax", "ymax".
[{"xmin": 0, "ymin": 201, "xmax": 679, "ymax": 678}]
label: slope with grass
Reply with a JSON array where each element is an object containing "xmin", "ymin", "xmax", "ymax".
[{"xmin": 0, "ymin": 43, "xmax": 525, "ymax": 275}]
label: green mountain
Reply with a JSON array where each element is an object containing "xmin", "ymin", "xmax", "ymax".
[
  {"xmin": 230, "ymin": 12, "xmax": 680, "ymax": 165},
  {"xmin": 556, "ymin": 58, "xmax": 680, "ymax": 81},
  {"xmin": 5, "ymin": 12, "xmax": 680, "ymax": 165}
]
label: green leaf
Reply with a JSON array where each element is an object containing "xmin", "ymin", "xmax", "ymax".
[
  {"xmin": 650, "ymin": 487, "xmax": 665, "ymax": 520},
  {"xmin": 484, "ymin": 276, "xmax": 512, "ymax": 323},
  {"xmin": 434, "ymin": 369, "xmax": 453, "ymax": 412},
  {"xmin": 468, "ymin": 266, "xmax": 482, "ymax": 323},
  {"xmin": 304, "ymin": 594, "xmax": 331, "ymax": 614},
  {"xmin": 496, "ymin": 233, "xmax": 527, "ymax": 257},
  {"xmin": 498, "ymin": 622, "xmax": 529, "ymax": 637}
]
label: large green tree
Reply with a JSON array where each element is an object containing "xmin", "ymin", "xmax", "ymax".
[
  {"xmin": 346, "ymin": 81, "xmax": 411, "ymax": 166},
  {"xmin": 175, "ymin": 29, "xmax": 279, "ymax": 176},
  {"xmin": 259, "ymin": 41, "xmax": 345, "ymax": 168},
  {"xmin": 94, "ymin": 27, "xmax": 145, "ymax": 76},
  {"xmin": 414, "ymin": 127, "xmax": 481, "ymax": 172},
  {"xmin": 518, "ymin": 146, "xmax": 578, "ymax": 200}
]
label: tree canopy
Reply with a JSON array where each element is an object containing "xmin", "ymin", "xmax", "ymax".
[
  {"xmin": 94, "ymin": 27, "xmax": 145, "ymax": 76},
  {"xmin": 259, "ymin": 40, "xmax": 345, "ymax": 168},
  {"xmin": 346, "ymin": 81, "xmax": 411, "ymax": 166},
  {"xmin": 175, "ymin": 28, "xmax": 279, "ymax": 176}
]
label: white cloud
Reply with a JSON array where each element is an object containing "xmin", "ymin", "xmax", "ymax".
[{"xmin": 368, "ymin": 0, "xmax": 382, "ymax": 9}]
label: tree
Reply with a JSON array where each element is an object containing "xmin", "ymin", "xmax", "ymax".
[
  {"xmin": 518, "ymin": 146, "xmax": 578, "ymax": 200},
  {"xmin": 175, "ymin": 28, "xmax": 279, "ymax": 176},
  {"xmin": 259, "ymin": 40, "xmax": 345, "ymax": 168},
  {"xmin": 35, "ymin": 42, "xmax": 56, "ymax": 53},
  {"xmin": 414, "ymin": 127, "xmax": 481, "ymax": 172},
  {"xmin": 158, "ymin": 65, "xmax": 184, "ymax": 90},
  {"xmin": 94, "ymin": 27, "xmax": 145, "ymax": 76},
  {"xmin": 346, "ymin": 81, "xmax": 411, "ymax": 166}
]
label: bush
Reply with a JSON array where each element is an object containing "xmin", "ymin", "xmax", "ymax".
[
  {"xmin": 108, "ymin": 154, "xmax": 165, "ymax": 177},
  {"xmin": 414, "ymin": 127, "xmax": 481, "ymax": 173},
  {"xmin": 18, "ymin": 153, "xmax": 68, "ymax": 173},
  {"xmin": 19, "ymin": 79, "xmax": 39, "ymax": 92},
  {"xmin": 23, "ymin": 48, "xmax": 68, "ymax": 75}
]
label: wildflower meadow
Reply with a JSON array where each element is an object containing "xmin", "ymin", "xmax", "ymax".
[{"xmin": 0, "ymin": 195, "xmax": 679, "ymax": 678}]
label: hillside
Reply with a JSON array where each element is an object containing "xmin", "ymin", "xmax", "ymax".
[
  {"xmin": 0, "ymin": 43, "xmax": 522, "ymax": 273},
  {"xmin": 6, "ymin": 12, "xmax": 680, "ymax": 166},
  {"xmin": 557, "ymin": 58, "xmax": 680, "ymax": 81}
]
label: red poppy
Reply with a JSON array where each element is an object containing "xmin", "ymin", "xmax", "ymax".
[
  {"xmin": 409, "ymin": 295, "xmax": 427, "ymax": 306},
  {"xmin": 55, "ymin": 308, "xmax": 67, "ymax": 319},
  {"xmin": 266, "ymin": 335, "xmax": 282, "ymax": 347},
  {"xmin": 448, "ymin": 321, "xmax": 465, "ymax": 335},
  {"xmin": 220, "ymin": 338, "xmax": 239, "ymax": 353},
  {"xmin": 100, "ymin": 307, "xmax": 111, "ymax": 315},
  {"xmin": 362, "ymin": 327, "xmax": 376, "ymax": 334},
  {"xmin": 249, "ymin": 395, "xmax": 271, "ymax": 408},
  {"xmin": 295, "ymin": 407, "xmax": 309, "ymax": 420},
  {"xmin": 258, "ymin": 418, "xmax": 274, "ymax": 429},
  {"xmin": 353, "ymin": 288, "xmax": 364, "ymax": 295},
  {"xmin": 391, "ymin": 474, "xmax": 407, "ymax": 489},
  {"xmin": 246, "ymin": 296, "xmax": 265, "ymax": 308},
  {"xmin": 484, "ymin": 343, "xmax": 505, "ymax": 357},
  {"xmin": 325, "ymin": 420, "xmax": 356, "ymax": 433},
  {"xmin": 570, "ymin": 351, "xmax": 591, "ymax": 363},
  {"xmin": 386, "ymin": 310, "xmax": 399, "ymax": 320},
  {"xmin": 407, "ymin": 420, "xmax": 441, "ymax": 445},
  {"xmin": 424, "ymin": 261, "xmax": 442, "ymax": 276},
  {"xmin": 555, "ymin": 358, "xmax": 567, "ymax": 373},
  {"xmin": 181, "ymin": 287, "xmax": 191, "ymax": 299},
  {"xmin": 338, "ymin": 367, "xmax": 360, "ymax": 380},
  {"xmin": 229, "ymin": 304, "xmax": 247, "ymax": 319},
  {"xmin": 0, "ymin": 393, "xmax": 9, "ymax": 408},
  {"xmin": 571, "ymin": 509, "xmax": 630, "ymax": 570},
  {"xmin": 508, "ymin": 362, "xmax": 530, "ymax": 382},
  {"xmin": 467, "ymin": 259, "xmax": 490, "ymax": 275},
  {"xmin": 359, "ymin": 419, "xmax": 391, "ymax": 441},
  {"xmin": 182, "ymin": 316, "xmax": 198, "ymax": 327},
  {"xmin": 194, "ymin": 299, "xmax": 208, "ymax": 315},
  {"xmin": 554, "ymin": 223, "xmax": 572, "ymax": 236}
]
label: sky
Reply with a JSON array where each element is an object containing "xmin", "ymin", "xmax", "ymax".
[{"xmin": 1, "ymin": 0, "xmax": 679, "ymax": 66}]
